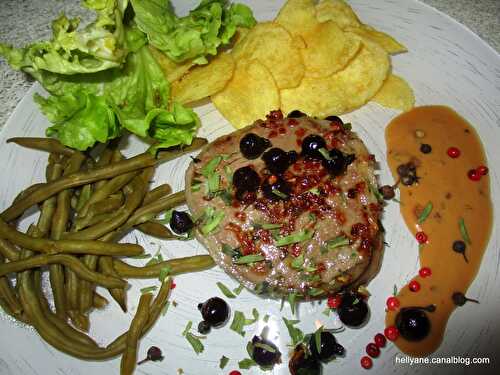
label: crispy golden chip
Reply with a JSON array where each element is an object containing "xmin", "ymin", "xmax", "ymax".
[
  {"xmin": 280, "ymin": 35, "xmax": 390, "ymax": 117},
  {"xmin": 372, "ymin": 74, "xmax": 415, "ymax": 111},
  {"xmin": 301, "ymin": 21, "xmax": 361, "ymax": 78},
  {"xmin": 346, "ymin": 25, "xmax": 407, "ymax": 54},
  {"xmin": 315, "ymin": 0, "xmax": 361, "ymax": 28},
  {"xmin": 148, "ymin": 46, "xmax": 194, "ymax": 83},
  {"xmin": 231, "ymin": 22, "xmax": 305, "ymax": 89},
  {"xmin": 212, "ymin": 60, "xmax": 280, "ymax": 129},
  {"xmin": 275, "ymin": 0, "xmax": 318, "ymax": 36},
  {"xmin": 171, "ymin": 53, "xmax": 235, "ymax": 105}
]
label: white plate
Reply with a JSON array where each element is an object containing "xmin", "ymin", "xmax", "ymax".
[{"xmin": 0, "ymin": 1, "xmax": 499, "ymax": 374}]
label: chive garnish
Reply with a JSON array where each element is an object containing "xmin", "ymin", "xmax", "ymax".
[
  {"xmin": 314, "ymin": 326, "xmax": 324, "ymax": 354},
  {"xmin": 282, "ymin": 317, "xmax": 304, "ymax": 346},
  {"xmin": 271, "ymin": 188, "xmax": 288, "ymax": 199},
  {"xmin": 158, "ymin": 266, "xmax": 171, "ymax": 282},
  {"xmin": 233, "ymin": 284, "xmax": 245, "ymax": 295},
  {"xmin": 288, "ymin": 292, "xmax": 297, "ymax": 315},
  {"xmin": 230, "ymin": 310, "xmax": 258, "ymax": 336},
  {"xmin": 254, "ymin": 342, "xmax": 277, "ymax": 353},
  {"xmin": 201, "ymin": 155, "xmax": 222, "ymax": 177},
  {"xmin": 291, "ymin": 254, "xmax": 305, "ymax": 270},
  {"xmin": 318, "ymin": 148, "xmax": 331, "ymax": 160},
  {"xmin": 219, "ymin": 355, "xmax": 230, "ymax": 369},
  {"xmin": 182, "ymin": 321, "xmax": 205, "ymax": 354},
  {"xmin": 459, "ymin": 218, "xmax": 472, "ymax": 245},
  {"xmin": 308, "ymin": 288, "xmax": 325, "ymax": 297},
  {"xmin": 321, "ymin": 235, "xmax": 349, "ymax": 254},
  {"xmin": 261, "ymin": 223, "xmax": 282, "ymax": 230},
  {"xmin": 201, "ymin": 209, "xmax": 225, "ymax": 234},
  {"xmin": 238, "ymin": 358, "xmax": 257, "ymax": 369},
  {"xmin": 418, "ymin": 202, "xmax": 433, "ymax": 224},
  {"xmin": 207, "ymin": 173, "xmax": 220, "ymax": 194},
  {"xmin": 216, "ymin": 282, "xmax": 237, "ymax": 298},
  {"xmin": 233, "ymin": 254, "xmax": 265, "ymax": 264},
  {"xmin": 275, "ymin": 229, "xmax": 314, "ymax": 247}
]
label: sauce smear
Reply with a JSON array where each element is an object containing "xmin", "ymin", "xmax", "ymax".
[{"xmin": 385, "ymin": 106, "xmax": 492, "ymax": 356}]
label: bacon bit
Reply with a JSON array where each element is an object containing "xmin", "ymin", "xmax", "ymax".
[
  {"xmin": 323, "ymin": 181, "xmax": 340, "ymax": 195},
  {"xmin": 351, "ymin": 223, "xmax": 369, "ymax": 238},
  {"xmin": 356, "ymin": 182, "xmax": 366, "ymax": 193},
  {"xmin": 334, "ymin": 210, "xmax": 346, "ymax": 225},
  {"xmin": 293, "ymin": 163, "xmax": 302, "ymax": 172},
  {"xmin": 290, "ymin": 244, "xmax": 302, "ymax": 257},
  {"xmin": 267, "ymin": 109, "xmax": 284, "ymax": 121},
  {"xmin": 279, "ymin": 127, "xmax": 287, "ymax": 134},
  {"xmin": 268, "ymin": 175, "xmax": 278, "ymax": 184},
  {"xmin": 234, "ymin": 211, "xmax": 246, "ymax": 222},
  {"xmin": 327, "ymin": 294, "xmax": 342, "ymax": 309},
  {"xmin": 226, "ymin": 223, "xmax": 255, "ymax": 255},
  {"xmin": 288, "ymin": 118, "xmax": 299, "ymax": 127},
  {"xmin": 316, "ymin": 262, "xmax": 326, "ymax": 273},
  {"xmin": 359, "ymin": 239, "xmax": 372, "ymax": 252},
  {"xmin": 295, "ymin": 128, "xmax": 306, "ymax": 137},
  {"xmin": 269, "ymin": 131, "xmax": 278, "ymax": 138},
  {"xmin": 255, "ymin": 229, "xmax": 272, "ymax": 244}
]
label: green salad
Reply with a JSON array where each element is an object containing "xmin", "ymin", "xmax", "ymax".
[{"xmin": 0, "ymin": 0, "xmax": 255, "ymax": 151}]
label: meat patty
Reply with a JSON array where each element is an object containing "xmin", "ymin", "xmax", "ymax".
[{"xmin": 185, "ymin": 111, "xmax": 384, "ymax": 298}]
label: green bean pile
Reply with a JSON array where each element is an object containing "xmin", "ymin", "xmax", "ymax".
[{"xmin": 0, "ymin": 137, "xmax": 215, "ymax": 374}]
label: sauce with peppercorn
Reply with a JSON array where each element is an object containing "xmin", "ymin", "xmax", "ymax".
[{"xmin": 385, "ymin": 106, "xmax": 492, "ymax": 356}]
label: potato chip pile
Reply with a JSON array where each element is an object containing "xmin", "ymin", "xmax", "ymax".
[{"xmin": 166, "ymin": 0, "xmax": 415, "ymax": 129}]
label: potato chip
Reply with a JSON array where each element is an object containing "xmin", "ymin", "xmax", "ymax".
[
  {"xmin": 300, "ymin": 21, "xmax": 361, "ymax": 78},
  {"xmin": 280, "ymin": 35, "xmax": 390, "ymax": 118},
  {"xmin": 372, "ymin": 74, "xmax": 415, "ymax": 111},
  {"xmin": 171, "ymin": 53, "xmax": 235, "ymax": 105},
  {"xmin": 231, "ymin": 22, "xmax": 305, "ymax": 89},
  {"xmin": 212, "ymin": 60, "xmax": 280, "ymax": 129},
  {"xmin": 275, "ymin": 0, "xmax": 318, "ymax": 37},
  {"xmin": 315, "ymin": 0, "xmax": 361, "ymax": 29},
  {"xmin": 345, "ymin": 25, "xmax": 407, "ymax": 54},
  {"xmin": 148, "ymin": 46, "xmax": 193, "ymax": 83}
]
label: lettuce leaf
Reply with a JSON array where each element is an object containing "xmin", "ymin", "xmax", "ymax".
[{"xmin": 131, "ymin": 0, "xmax": 256, "ymax": 64}]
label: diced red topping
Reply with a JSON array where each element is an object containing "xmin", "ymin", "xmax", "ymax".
[
  {"xmin": 295, "ymin": 128, "xmax": 306, "ymax": 137},
  {"xmin": 360, "ymin": 356, "xmax": 373, "ymax": 369},
  {"xmin": 267, "ymin": 109, "xmax": 284, "ymax": 121},
  {"xmin": 409, "ymin": 280, "xmax": 421, "ymax": 292},
  {"xmin": 279, "ymin": 127, "xmax": 287, "ymax": 134},
  {"xmin": 351, "ymin": 223, "xmax": 369, "ymax": 238},
  {"xmin": 374, "ymin": 333, "xmax": 386, "ymax": 348},
  {"xmin": 384, "ymin": 326, "xmax": 399, "ymax": 341},
  {"xmin": 269, "ymin": 131, "xmax": 278, "ymax": 138},
  {"xmin": 296, "ymin": 139, "xmax": 302, "ymax": 147},
  {"xmin": 290, "ymin": 244, "xmax": 302, "ymax": 257},
  {"xmin": 477, "ymin": 165, "xmax": 489, "ymax": 176},
  {"xmin": 447, "ymin": 147, "xmax": 461, "ymax": 158},
  {"xmin": 467, "ymin": 169, "xmax": 481, "ymax": 181},
  {"xmin": 366, "ymin": 343, "xmax": 380, "ymax": 358},
  {"xmin": 229, "ymin": 371, "xmax": 242, "ymax": 375},
  {"xmin": 288, "ymin": 118, "xmax": 299, "ymax": 127},
  {"xmin": 419, "ymin": 267, "xmax": 432, "ymax": 277},
  {"xmin": 416, "ymin": 231, "xmax": 428, "ymax": 244},
  {"xmin": 386, "ymin": 296, "xmax": 400, "ymax": 311},
  {"xmin": 327, "ymin": 294, "xmax": 342, "ymax": 309},
  {"xmin": 234, "ymin": 211, "xmax": 247, "ymax": 222}
]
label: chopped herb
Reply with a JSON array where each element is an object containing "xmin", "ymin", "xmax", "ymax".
[
  {"xmin": 459, "ymin": 218, "xmax": 472, "ymax": 245},
  {"xmin": 263, "ymin": 314, "xmax": 270, "ymax": 323},
  {"xmin": 303, "ymin": 264, "xmax": 317, "ymax": 273},
  {"xmin": 207, "ymin": 173, "xmax": 220, "ymax": 194},
  {"xmin": 291, "ymin": 254, "xmax": 305, "ymax": 270},
  {"xmin": 343, "ymin": 122, "xmax": 353, "ymax": 131},
  {"xmin": 212, "ymin": 189, "xmax": 232, "ymax": 206},
  {"xmin": 275, "ymin": 229, "xmax": 314, "ymax": 247},
  {"xmin": 314, "ymin": 326, "xmax": 324, "ymax": 354},
  {"xmin": 191, "ymin": 182, "xmax": 202, "ymax": 192},
  {"xmin": 219, "ymin": 355, "xmax": 230, "ymax": 369},
  {"xmin": 245, "ymin": 309, "xmax": 259, "ymax": 325},
  {"xmin": 182, "ymin": 321, "xmax": 205, "ymax": 354},
  {"xmin": 350, "ymin": 251, "xmax": 358, "ymax": 259},
  {"xmin": 308, "ymin": 212, "xmax": 317, "ymax": 223},
  {"xmin": 307, "ymin": 187, "xmax": 320, "ymax": 195},
  {"xmin": 321, "ymin": 236, "xmax": 349, "ymax": 254},
  {"xmin": 261, "ymin": 223, "xmax": 282, "ymax": 230},
  {"xmin": 318, "ymin": 148, "xmax": 331, "ymax": 160},
  {"xmin": 216, "ymin": 282, "xmax": 236, "ymax": 298},
  {"xmin": 233, "ymin": 284, "xmax": 245, "ymax": 296},
  {"xmin": 201, "ymin": 155, "xmax": 222, "ymax": 177},
  {"xmin": 254, "ymin": 342, "xmax": 277, "ymax": 353},
  {"xmin": 230, "ymin": 311, "xmax": 246, "ymax": 336},
  {"xmin": 224, "ymin": 165, "xmax": 233, "ymax": 183},
  {"xmin": 233, "ymin": 254, "xmax": 265, "ymax": 265},
  {"xmin": 322, "ymin": 307, "xmax": 331, "ymax": 317},
  {"xmin": 201, "ymin": 209, "xmax": 225, "ymax": 234},
  {"xmin": 146, "ymin": 248, "xmax": 164, "ymax": 266},
  {"xmin": 282, "ymin": 317, "xmax": 304, "ymax": 346},
  {"xmin": 280, "ymin": 297, "xmax": 285, "ymax": 311},
  {"xmin": 158, "ymin": 266, "xmax": 172, "ymax": 282},
  {"xmin": 238, "ymin": 358, "xmax": 257, "ymax": 369},
  {"xmin": 155, "ymin": 209, "xmax": 174, "ymax": 225},
  {"xmin": 288, "ymin": 292, "xmax": 297, "ymax": 315},
  {"xmin": 353, "ymin": 298, "xmax": 360, "ymax": 305},
  {"xmin": 308, "ymin": 288, "xmax": 325, "ymax": 297},
  {"xmin": 140, "ymin": 286, "xmax": 157, "ymax": 294},
  {"xmin": 418, "ymin": 202, "xmax": 433, "ymax": 224},
  {"xmin": 254, "ymin": 282, "xmax": 268, "ymax": 295},
  {"xmin": 271, "ymin": 188, "xmax": 288, "ymax": 199},
  {"xmin": 221, "ymin": 243, "xmax": 241, "ymax": 258}
]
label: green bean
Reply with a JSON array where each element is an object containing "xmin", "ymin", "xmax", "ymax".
[
  {"xmin": 155, "ymin": 137, "xmax": 208, "ymax": 163},
  {"xmin": 93, "ymin": 147, "xmax": 114, "ymax": 190},
  {"xmin": 0, "ymin": 254, "xmax": 23, "ymax": 316},
  {"xmin": 120, "ymin": 293, "xmax": 152, "ymax": 375},
  {"xmin": 79, "ymin": 254, "xmax": 98, "ymax": 312},
  {"xmin": 0, "ymin": 254, "xmax": 127, "ymax": 289},
  {"xmin": 87, "ymin": 194, "xmax": 124, "ymax": 216},
  {"xmin": 136, "ymin": 221, "xmax": 177, "ymax": 239},
  {"xmin": 64, "ymin": 176, "xmax": 147, "ymax": 241},
  {"xmin": 12, "ymin": 183, "xmax": 44, "ymax": 205},
  {"xmin": 93, "ymin": 292, "xmax": 109, "ymax": 309},
  {"xmin": 66, "ymin": 267, "xmax": 80, "ymax": 312},
  {"xmin": 0, "ymin": 218, "xmax": 144, "ymax": 256},
  {"xmin": 143, "ymin": 184, "xmax": 172, "ymax": 205},
  {"xmin": 7, "ymin": 137, "xmax": 76, "ymax": 156},
  {"xmin": 18, "ymin": 271, "xmax": 108, "ymax": 359},
  {"xmin": 33, "ymin": 268, "xmax": 99, "ymax": 348},
  {"xmin": 113, "ymin": 255, "xmax": 215, "ymax": 278},
  {"xmin": 99, "ymin": 256, "xmax": 127, "ymax": 312},
  {"xmin": 75, "ymin": 184, "xmax": 93, "ymax": 212},
  {"xmin": 68, "ymin": 310, "xmax": 90, "ymax": 332},
  {"xmin": 77, "ymin": 171, "xmax": 138, "ymax": 218},
  {"xmin": 1, "ymin": 153, "xmax": 157, "ymax": 221},
  {"xmin": 0, "ymin": 238, "xmax": 20, "ymax": 261}
]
